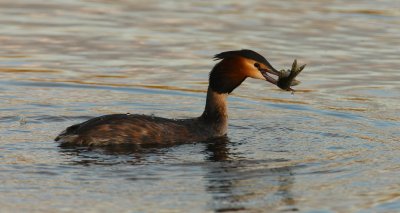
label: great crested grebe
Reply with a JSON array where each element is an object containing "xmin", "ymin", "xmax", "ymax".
[{"xmin": 56, "ymin": 49, "xmax": 301, "ymax": 146}]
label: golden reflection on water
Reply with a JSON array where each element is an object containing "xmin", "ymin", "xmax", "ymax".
[{"xmin": 0, "ymin": 68, "xmax": 60, "ymax": 73}]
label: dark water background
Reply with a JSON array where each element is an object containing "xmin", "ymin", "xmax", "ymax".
[{"xmin": 0, "ymin": 0, "xmax": 399, "ymax": 212}]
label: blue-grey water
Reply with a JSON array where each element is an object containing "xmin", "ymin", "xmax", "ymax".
[{"xmin": 0, "ymin": 0, "xmax": 399, "ymax": 212}]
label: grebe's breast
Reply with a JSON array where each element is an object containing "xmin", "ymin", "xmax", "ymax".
[{"xmin": 56, "ymin": 114, "xmax": 217, "ymax": 146}]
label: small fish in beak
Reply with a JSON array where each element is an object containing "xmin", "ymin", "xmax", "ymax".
[{"xmin": 257, "ymin": 59, "xmax": 306, "ymax": 92}]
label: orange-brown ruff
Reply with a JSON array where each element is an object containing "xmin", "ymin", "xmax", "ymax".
[{"xmin": 55, "ymin": 49, "xmax": 282, "ymax": 146}]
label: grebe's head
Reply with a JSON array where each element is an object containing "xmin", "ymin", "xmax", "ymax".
[{"xmin": 210, "ymin": 49, "xmax": 281, "ymax": 94}]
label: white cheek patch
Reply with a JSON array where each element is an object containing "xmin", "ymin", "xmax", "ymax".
[
  {"xmin": 250, "ymin": 70, "xmax": 267, "ymax": 80},
  {"xmin": 243, "ymin": 60, "xmax": 266, "ymax": 80}
]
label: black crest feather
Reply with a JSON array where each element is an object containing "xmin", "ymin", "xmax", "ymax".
[{"xmin": 213, "ymin": 49, "xmax": 272, "ymax": 67}]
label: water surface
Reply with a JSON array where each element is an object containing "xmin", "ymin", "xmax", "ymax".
[{"xmin": 0, "ymin": 0, "xmax": 399, "ymax": 212}]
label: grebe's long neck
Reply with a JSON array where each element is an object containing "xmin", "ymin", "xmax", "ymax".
[{"xmin": 200, "ymin": 86, "xmax": 228, "ymax": 135}]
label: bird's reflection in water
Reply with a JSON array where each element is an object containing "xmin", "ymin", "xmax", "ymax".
[
  {"xmin": 58, "ymin": 137, "xmax": 299, "ymax": 211},
  {"xmin": 203, "ymin": 136, "xmax": 299, "ymax": 212},
  {"xmin": 58, "ymin": 143, "xmax": 169, "ymax": 165}
]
